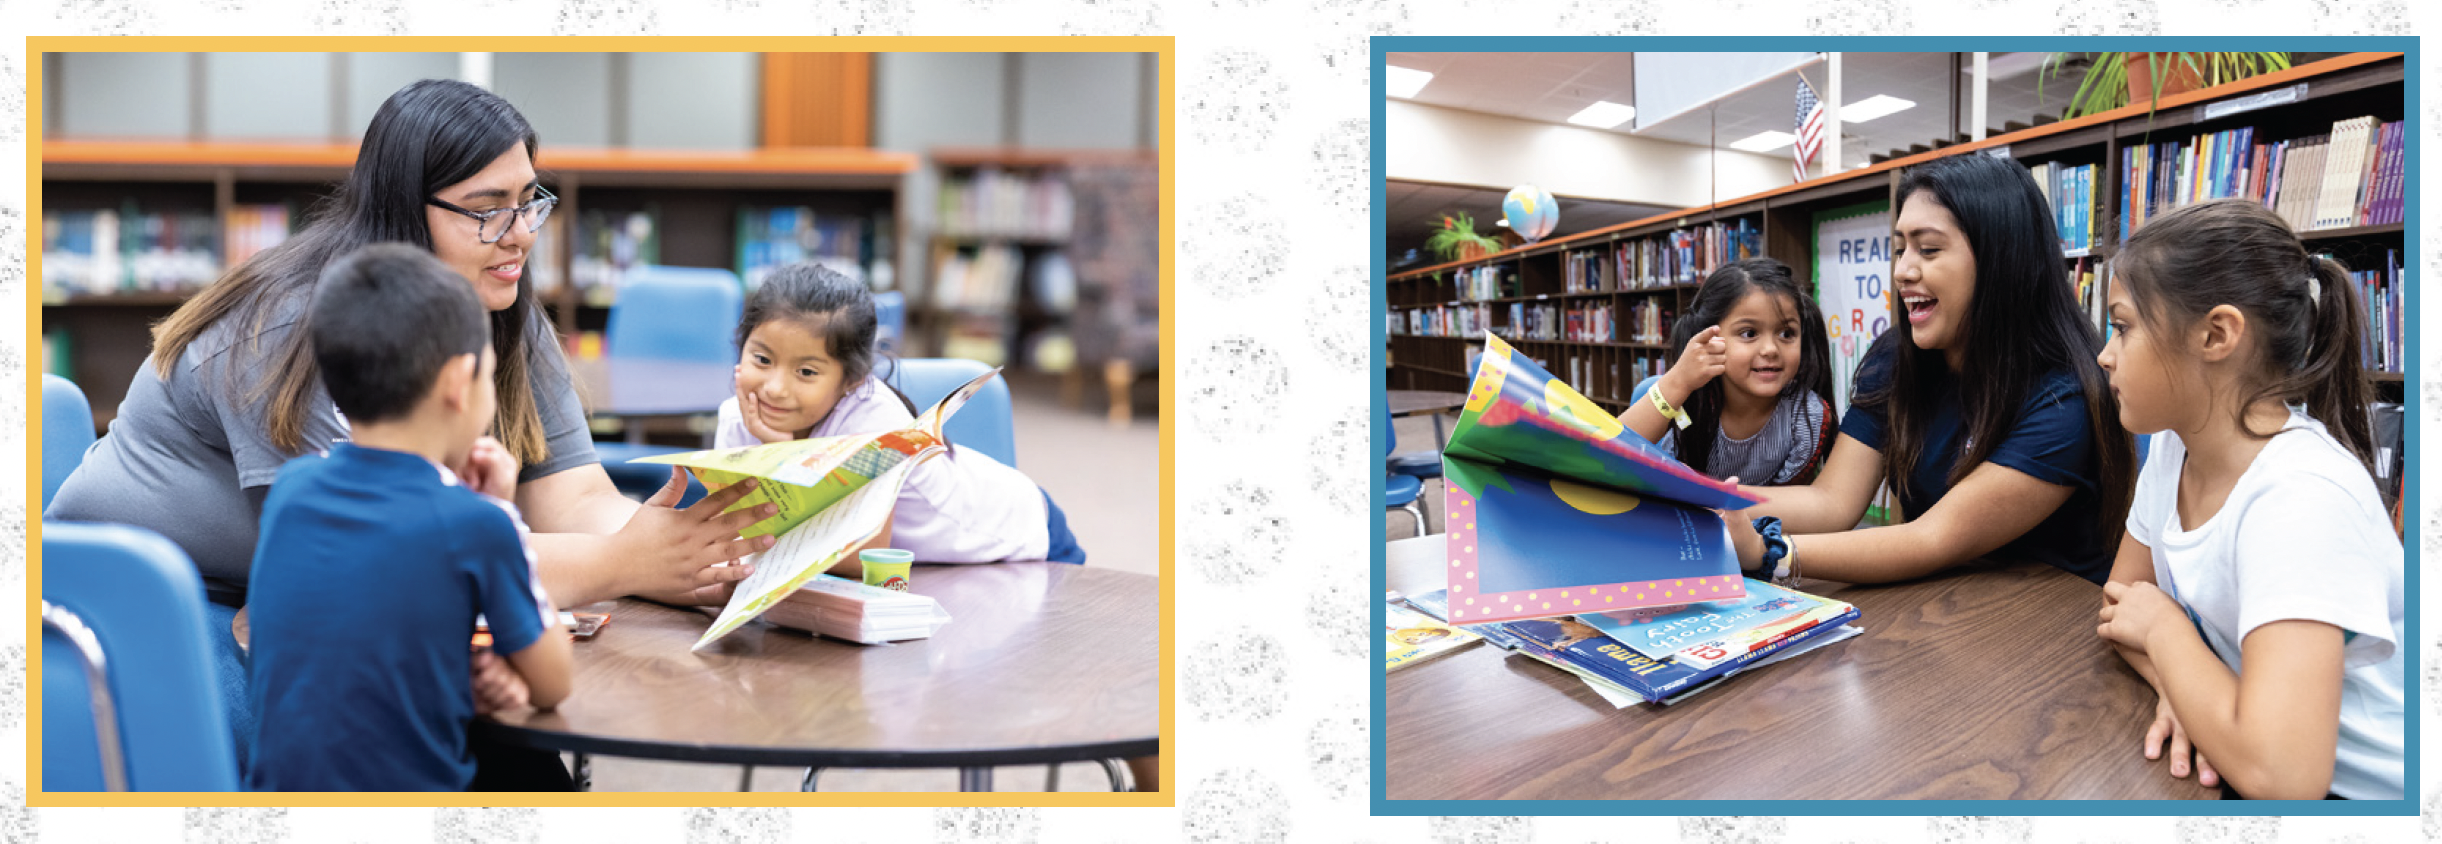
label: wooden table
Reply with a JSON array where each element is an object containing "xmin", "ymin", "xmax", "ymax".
[
  {"xmin": 479, "ymin": 563, "xmax": 1160, "ymax": 791},
  {"xmin": 1387, "ymin": 390, "xmax": 1469, "ymax": 446},
  {"xmin": 1382, "ymin": 536, "xmax": 2218, "ymax": 800},
  {"xmin": 568, "ymin": 357, "xmax": 736, "ymax": 444}
]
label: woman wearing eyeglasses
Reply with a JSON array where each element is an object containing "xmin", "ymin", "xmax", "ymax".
[{"xmin": 47, "ymin": 79, "xmax": 765, "ymax": 782}]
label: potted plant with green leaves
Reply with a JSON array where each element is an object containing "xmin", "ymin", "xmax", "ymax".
[
  {"xmin": 1425, "ymin": 212, "xmax": 1506, "ymax": 264},
  {"xmin": 2042, "ymin": 52, "xmax": 2292, "ymax": 121}
]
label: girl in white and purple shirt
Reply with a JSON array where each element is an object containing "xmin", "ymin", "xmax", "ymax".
[{"xmin": 716, "ymin": 262, "xmax": 1084, "ymax": 565}]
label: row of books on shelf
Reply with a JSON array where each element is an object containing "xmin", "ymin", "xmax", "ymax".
[
  {"xmin": 1398, "ymin": 303, "xmax": 1491, "ymax": 338},
  {"xmin": 2073, "ymin": 256, "xmax": 2112, "ymax": 341},
  {"xmin": 1454, "ymin": 264, "xmax": 1515, "ymax": 301},
  {"xmin": 1506, "ymin": 302, "xmax": 1615, "ymax": 343},
  {"xmin": 938, "ymin": 168, "xmax": 1075, "ymax": 240},
  {"xmin": 736, "ymin": 206, "xmax": 872, "ymax": 293},
  {"xmin": 2028, "ymin": 161, "xmax": 2100, "ymax": 254},
  {"xmin": 2122, "ymin": 116, "xmax": 2406, "ymax": 240},
  {"xmin": 43, "ymin": 207, "xmax": 232, "ymax": 296},
  {"xmin": 930, "ymin": 243, "xmax": 1079, "ymax": 314},
  {"xmin": 1387, "ymin": 578, "xmax": 1863, "ymax": 707},
  {"xmin": 1614, "ymin": 219, "xmax": 1763, "ymax": 289},
  {"xmin": 2340, "ymin": 248, "xmax": 2404, "ymax": 374}
]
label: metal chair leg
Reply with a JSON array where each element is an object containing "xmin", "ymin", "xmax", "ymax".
[
  {"xmin": 1045, "ymin": 763, "xmax": 1060, "ymax": 791},
  {"xmin": 738, "ymin": 765, "xmax": 754, "ymax": 792},
  {"xmin": 1098, "ymin": 758, "xmax": 1131, "ymax": 792},
  {"xmin": 959, "ymin": 767, "xmax": 994, "ymax": 791},
  {"xmin": 1404, "ymin": 502, "xmax": 1428, "ymax": 536},
  {"xmin": 572, "ymin": 753, "xmax": 591, "ymax": 791},
  {"xmin": 801, "ymin": 767, "xmax": 821, "ymax": 791}
]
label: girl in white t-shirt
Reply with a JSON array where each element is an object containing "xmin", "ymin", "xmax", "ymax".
[
  {"xmin": 2094, "ymin": 198, "xmax": 2401, "ymax": 800},
  {"xmin": 717, "ymin": 262, "xmax": 1085, "ymax": 568}
]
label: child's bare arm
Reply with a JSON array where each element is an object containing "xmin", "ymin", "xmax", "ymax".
[
  {"xmin": 502, "ymin": 618, "xmax": 574, "ymax": 711},
  {"xmin": 2148, "ymin": 619, "xmax": 2346, "ymax": 798}
]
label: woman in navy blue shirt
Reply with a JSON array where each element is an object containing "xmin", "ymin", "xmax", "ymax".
[{"xmin": 1728, "ymin": 153, "xmax": 2135, "ymax": 585}]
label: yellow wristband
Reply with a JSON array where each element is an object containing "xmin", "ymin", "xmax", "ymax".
[{"xmin": 1649, "ymin": 386, "xmax": 1692, "ymax": 430}]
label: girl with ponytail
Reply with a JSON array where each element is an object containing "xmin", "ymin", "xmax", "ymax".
[{"xmin": 2093, "ymin": 198, "xmax": 2402, "ymax": 800}]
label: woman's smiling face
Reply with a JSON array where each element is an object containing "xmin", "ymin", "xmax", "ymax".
[{"xmin": 1892, "ymin": 190, "xmax": 1977, "ymax": 364}]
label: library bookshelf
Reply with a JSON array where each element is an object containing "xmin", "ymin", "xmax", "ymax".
[{"xmin": 1385, "ymin": 52, "xmax": 2408, "ymax": 414}]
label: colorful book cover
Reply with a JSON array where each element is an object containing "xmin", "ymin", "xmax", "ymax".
[
  {"xmin": 1440, "ymin": 334, "xmax": 1761, "ymax": 626},
  {"xmin": 1386, "ymin": 602, "xmax": 1481, "ymax": 671},
  {"xmin": 1404, "ymin": 589, "xmax": 1526, "ymax": 651},
  {"xmin": 1577, "ymin": 578, "xmax": 1830, "ymax": 660},
  {"xmin": 1503, "ymin": 604, "xmax": 1861, "ymax": 700}
]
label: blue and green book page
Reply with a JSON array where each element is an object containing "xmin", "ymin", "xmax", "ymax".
[
  {"xmin": 1505, "ymin": 603, "xmax": 1862, "ymax": 700},
  {"xmin": 1441, "ymin": 333, "xmax": 1762, "ymax": 626}
]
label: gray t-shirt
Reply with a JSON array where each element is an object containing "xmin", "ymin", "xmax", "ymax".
[
  {"xmin": 44, "ymin": 283, "xmax": 597, "ymax": 607},
  {"xmin": 1657, "ymin": 391, "xmax": 1834, "ymax": 486}
]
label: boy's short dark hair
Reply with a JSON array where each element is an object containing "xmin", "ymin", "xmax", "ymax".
[{"xmin": 308, "ymin": 243, "xmax": 490, "ymax": 423}]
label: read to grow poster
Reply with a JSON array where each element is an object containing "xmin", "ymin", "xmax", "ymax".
[{"xmin": 1814, "ymin": 199, "xmax": 1893, "ymax": 418}]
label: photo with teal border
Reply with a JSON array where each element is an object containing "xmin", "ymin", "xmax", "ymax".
[{"xmin": 1372, "ymin": 36, "xmax": 2417, "ymax": 816}]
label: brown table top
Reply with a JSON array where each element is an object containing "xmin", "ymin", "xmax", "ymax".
[
  {"xmin": 1387, "ymin": 390, "xmax": 1469, "ymax": 418},
  {"xmin": 480, "ymin": 563, "xmax": 1161, "ymax": 767},
  {"xmin": 1383, "ymin": 535, "xmax": 2219, "ymax": 800},
  {"xmin": 569, "ymin": 356, "xmax": 737, "ymax": 418}
]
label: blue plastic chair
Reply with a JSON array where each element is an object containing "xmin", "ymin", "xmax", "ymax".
[
  {"xmin": 598, "ymin": 265, "xmax": 746, "ymax": 502},
  {"xmin": 42, "ymin": 522, "xmax": 240, "ymax": 791},
  {"xmin": 872, "ymin": 290, "xmax": 906, "ymax": 354},
  {"xmin": 43, "ymin": 374, "xmax": 97, "ymax": 510},
  {"xmin": 1382, "ymin": 392, "xmax": 1427, "ymax": 536},
  {"xmin": 884, "ymin": 358, "xmax": 1019, "ymax": 469},
  {"xmin": 1630, "ymin": 374, "xmax": 1662, "ymax": 405}
]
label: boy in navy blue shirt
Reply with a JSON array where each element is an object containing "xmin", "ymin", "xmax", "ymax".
[{"xmin": 246, "ymin": 243, "xmax": 572, "ymax": 791}]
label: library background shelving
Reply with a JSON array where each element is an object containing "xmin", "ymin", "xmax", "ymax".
[
  {"xmin": 918, "ymin": 147, "xmax": 1159, "ymax": 374},
  {"xmin": 39, "ymin": 140, "xmax": 914, "ymax": 432},
  {"xmin": 1385, "ymin": 52, "xmax": 2408, "ymax": 414}
]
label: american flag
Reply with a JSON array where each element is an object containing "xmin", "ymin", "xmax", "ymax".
[{"xmin": 1794, "ymin": 78, "xmax": 1824, "ymax": 183}]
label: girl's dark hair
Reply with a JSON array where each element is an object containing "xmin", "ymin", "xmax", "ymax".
[
  {"xmin": 2114, "ymin": 197, "xmax": 2376, "ymax": 476},
  {"xmin": 1869, "ymin": 153, "xmax": 2134, "ymax": 543},
  {"xmin": 736, "ymin": 262, "xmax": 920, "ymax": 420},
  {"xmin": 1663, "ymin": 258, "xmax": 1836, "ymax": 476},
  {"xmin": 151, "ymin": 79, "xmax": 558, "ymax": 464}
]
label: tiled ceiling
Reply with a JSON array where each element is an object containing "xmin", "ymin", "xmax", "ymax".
[
  {"xmin": 1384, "ymin": 180, "xmax": 1678, "ymax": 272},
  {"xmin": 1386, "ymin": 51, "xmax": 2091, "ymax": 172}
]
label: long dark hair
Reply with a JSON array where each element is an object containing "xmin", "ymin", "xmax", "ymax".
[
  {"xmin": 151, "ymin": 79, "xmax": 557, "ymax": 464},
  {"xmin": 1866, "ymin": 153, "xmax": 2134, "ymax": 543},
  {"xmin": 1663, "ymin": 258, "xmax": 1836, "ymax": 477},
  {"xmin": 736, "ymin": 262, "xmax": 921, "ymax": 422},
  {"xmin": 2114, "ymin": 198, "xmax": 2376, "ymax": 476}
]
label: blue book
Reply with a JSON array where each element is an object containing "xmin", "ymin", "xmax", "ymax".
[
  {"xmin": 1576, "ymin": 579, "xmax": 1825, "ymax": 660},
  {"xmin": 1503, "ymin": 603, "xmax": 1862, "ymax": 700}
]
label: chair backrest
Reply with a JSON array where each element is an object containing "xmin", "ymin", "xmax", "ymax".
[
  {"xmin": 885, "ymin": 358, "xmax": 1018, "ymax": 468},
  {"xmin": 1379, "ymin": 382, "xmax": 1397, "ymax": 459},
  {"xmin": 42, "ymin": 374, "xmax": 97, "ymax": 509},
  {"xmin": 872, "ymin": 290, "xmax": 906, "ymax": 354},
  {"xmin": 41, "ymin": 522, "xmax": 238, "ymax": 791},
  {"xmin": 606, "ymin": 265, "xmax": 746, "ymax": 364}
]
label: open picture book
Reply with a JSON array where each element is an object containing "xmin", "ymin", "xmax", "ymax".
[
  {"xmin": 1441, "ymin": 333, "xmax": 1765, "ymax": 626},
  {"xmin": 630, "ymin": 368, "xmax": 1003, "ymax": 650}
]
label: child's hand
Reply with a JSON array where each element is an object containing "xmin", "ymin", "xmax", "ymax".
[
  {"xmin": 456, "ymin": 436, "xmax": 520, "ymax": 500},
  {"xmin": 2143, "ymin": 696, "xmax": 2221, "ymax": 786},
  {"xmin": 2097, "ymin": 580, "xmax": 2184, "ymax": 655},
  {"xmin": 470, "ymin": 647, "xmax": 530, "ymax": 715},
  {"xmin": 733, "ymin": 365, "xmax": 796, "ymax": 444},
  {"xmin": 1717, "ymin": 481, "xmax": 1762, "ymax": 572},
  {"xmin": 1662, "ymin": 326, "xmax": 1728, "ymax": 396}
]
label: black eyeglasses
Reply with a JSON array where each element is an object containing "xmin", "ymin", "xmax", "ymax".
[{"xmin": 427, "ymin": 185, "xmax": 558, "ymax": 245}]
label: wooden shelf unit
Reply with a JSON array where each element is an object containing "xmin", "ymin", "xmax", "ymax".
[{"xmin": 39, "ymin": 140, "xmax": 916, "ymax": 428}]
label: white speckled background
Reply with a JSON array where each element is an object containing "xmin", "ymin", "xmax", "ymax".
[{"xmin": 0, "ymin": 1, "xmax": 2432, "ymax": 841}]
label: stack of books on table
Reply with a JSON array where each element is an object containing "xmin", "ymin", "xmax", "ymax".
[
  {"xmin": 1384, "ymin": 595, "xmax": 1482, "ymax": 671},
  {"xmin": 1388, "ymin": 332, "xmax": 1863, "ymax": 707},
  {"xmin": 762, "ymin": 574, "xmax": 953, "ymax": 644}
]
